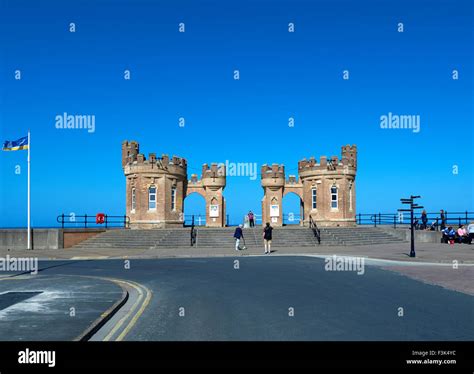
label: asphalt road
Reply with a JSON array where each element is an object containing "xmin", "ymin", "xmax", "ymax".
[
  {"xmin": 0, "ymin": 273, "xmax": 123, "ymax": 341},
  {"xmin": 1, "ymin": 256, "xmax": 473, "ymax": 341}
]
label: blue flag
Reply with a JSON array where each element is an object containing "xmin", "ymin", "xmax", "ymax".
[{"xmin": 2, "ymin": 136, "xmax": 29, "ymax": 151}]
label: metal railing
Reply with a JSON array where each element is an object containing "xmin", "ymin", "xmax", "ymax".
[
  {"xmin": 183, "ymin": 214, "xmax": 206, "ymax": 227},
  {"xmin": 356, "ymin": 211, "xmax": 474, "ymax": 230},
  {"xmin": 283, "ymin": 213, "xmax": 301, "ymax": 225},
  {"xmin": 309, "ymin": 215, "xmax": 321, "ymax": 244},
  {"xmin": 57, "ymin": 214, "xmax": 130, "ymax": 228},
  {"xmin": 184, "ymin": 214, "xmax": 231, "ymax": 227}
]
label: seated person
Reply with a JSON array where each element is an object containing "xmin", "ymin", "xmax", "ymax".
[
  {"xmin": 457, "ymin": 225, "xmax": 468, "ymax": 243},
  {"xmin": 444, "ymin": 227, "xmax": 456, "ymax": 245},
  {"xmin": 468, "ymin": 221, "xmax": 474, "ymax": 245}
]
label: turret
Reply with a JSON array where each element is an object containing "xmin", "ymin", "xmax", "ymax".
[
  {"xmin": 261, "ymin": 164, "xmax": 285, "ymax": 189},
  {"xmin": 122, "ymin": 140, "xmax": 139, "ymax": 168},
  {"xmin": 201, "ymin": 163, "xmax": 226, "ymax": 190},
  {"xmin": 298, "ymin": 144, "xmax": 357, "ymax": 177},
  {"xmin": 341, "ymin": 144, "xmax": 357, "ymax": 169}
]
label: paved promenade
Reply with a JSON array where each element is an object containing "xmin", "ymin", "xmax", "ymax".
[{"xmin": 1, "ymin": 242, "xmax": 472, "ymax": 263}]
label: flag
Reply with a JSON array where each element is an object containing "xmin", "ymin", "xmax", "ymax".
[
  {"xmin": 2, "ymin": 131, "xmax": 32, "ymax": 249},
  {"xmin": 2, "ymin": 136, "xmax": 29, "ymax": 151}
]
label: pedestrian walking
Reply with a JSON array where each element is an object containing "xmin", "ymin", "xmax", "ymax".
[
  {"xmin": 263, "ymin": 222, "xmax": 273, "ymax": 254},
  {"xmin": 234, "ymin": 224, "xmax": 244, "ymax": 251}
]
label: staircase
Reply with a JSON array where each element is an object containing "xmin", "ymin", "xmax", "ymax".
[
  {"xmin": 72, "ymin": 226, "xmax": 406, "ymax": 250},
  {"xmin": 320, "ymin": 227, "xmax": 407, "ymax": 246},
  {"xmin": 191, "ymin": 227, "xmax": 319, "ymax": 248}
]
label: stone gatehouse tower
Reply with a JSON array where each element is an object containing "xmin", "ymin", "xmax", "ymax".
[
  {"xmin": 123, "ymin": 140, "xmax": 356, "ymax": 228},
  {"xmin": 122, "ymin": 141, "xmax": 226, "ymax": 228},
  {"xmin": 261, "ymin": 145, "xmax": 357, "ymax": 227}
]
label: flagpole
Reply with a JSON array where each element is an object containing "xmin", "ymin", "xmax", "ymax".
[{"xmin": 27, "ymin": 130, "xmax": 31, "ymax": 250}]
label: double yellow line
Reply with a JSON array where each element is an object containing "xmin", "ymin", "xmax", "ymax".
[{"xmin": 103, "ymin": 278, "xmax": 152, "ymax": 341}]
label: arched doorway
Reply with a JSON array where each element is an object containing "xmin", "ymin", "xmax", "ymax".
[
  {"xmin": 282, "ymin": 191, "xmax": 303, "ymax": 226},
  {"xmin": 183, "ymin": 191, "xmax": 206, "ymax": 226}
]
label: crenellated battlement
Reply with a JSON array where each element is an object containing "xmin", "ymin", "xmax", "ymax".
[
  {"xmin": 286, "ymin": 175, "xmax": 300, "ymax": 184},
  {"xmin": 298, "ymin": 144, "xmax": 357, "ymax": 173},
  {"xmin": 261, "ymin": 163, "xmax": 285, "ymax": 189},
  {"xmin": 341, "ymin": 144, "xmax": 357, "ymax": 168},
  {"xmin": 188, "ymin": 163, "xmax": 227, "ymax": 186},
  {"xmin": 202, "ymin": 163, "xmax": 226, "ymax": 178},
  {"xmin": 122, "ymin": 140, "xmax": 139, "ymax": 167},
  {"xmin": 160, "ymin": 154, "xmax": 187, "ymax": 168},
  {"xmin": 122, "ymin": 141, "xmax": 187, "ymax": 176},
  {"xmin": 261, "ymin": 164, "xmax": 285, "ymax": 179},
  {"xmin": 200, "ymin": 163, "xmax": 226, "ymax": 189},
  {"xmin": 298, "ymin": 156, "xmax": 318, "ymax": 170},
  {"xmin": 189, "ymin": 173, "xmax": 200, "ymax": 184}
]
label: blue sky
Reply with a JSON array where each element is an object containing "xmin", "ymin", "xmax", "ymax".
[{"xmin": 0, "ymin": 0, "xmax": 473, "ymax": 227}]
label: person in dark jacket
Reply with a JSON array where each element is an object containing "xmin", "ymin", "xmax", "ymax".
[
  {"xmin": 234, "ymin": 224, "xmax": 244, "ymax": 251},
  {"xmin": 421, "ymin": 210, "xmax": 428, "ymax": 230},
  {"xmin": 263, "ymin": 222, "xmax": 273, "ymax": 254},
  {"xmin": 440, "ymin": 210, "xmax": 446, "ymax": 230},
  {"xmin": 442, "ymin": 226, "xmax": 456, "ymax": 246}
]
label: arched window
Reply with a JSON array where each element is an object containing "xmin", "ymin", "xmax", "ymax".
[
  {"xmin": 131, "ymin": 188, "xmax": 136, "ymax": 212},
  {"xmin": 311, "ymin": 188, "xmax": 317, "ymax": 209},
  {"xmin": 330, "ymin": 186, "xmax": 338, "ymax": 209},
  {"xmin": 148, "ymin": 186, "xmax": 157, "ymax": 210}
]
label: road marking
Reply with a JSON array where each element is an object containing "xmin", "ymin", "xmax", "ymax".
[
  {"xmin": 116, "ymin": 282, "xmax": 152, "ymax": 341},
  {"xmin": 102, "ymin": 280, "xmax": 142, "ymax": 341},
  {"xmin": 102, "ymin": 279, "xmax": 152, "ymax": 341},
  {"xmin": 0, "ymin": 273, "xmax": 151, "ymax": 341}
]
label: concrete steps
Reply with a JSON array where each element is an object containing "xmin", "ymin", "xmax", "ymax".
[
  {"xmin": 72, "ymin": 226, "xmax": 406, "ymax": 250},
  {"xmin": 194, "ymin": 227, "xmax": 319, "ymax": 248},
  {"xmin": 320, "ymin": 227, "xmax": 406, "ymax": 246}
]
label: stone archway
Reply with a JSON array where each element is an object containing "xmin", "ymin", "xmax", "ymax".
[
  {"xmin": 282, "ymin": 190, "xmax": 304, "ymax": 225},
  {"xmin": 186, "ymin": 163, "xmax": 226, "ymax": 227},
  {"xmin": 183, "ymin": 191, "xmax": 207, "ymax": 226},
  {"xmin": 260, "ymin": 145, "xmax": 358, "ymax": 227},
  {"xmin": 261, "ymin": 164, "xmax": 303, "ymax": 227}
]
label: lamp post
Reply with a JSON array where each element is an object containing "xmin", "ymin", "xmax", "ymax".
[{"xmin": 398, "ymin": 195, "xmax": 423, "ymax": 258}]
